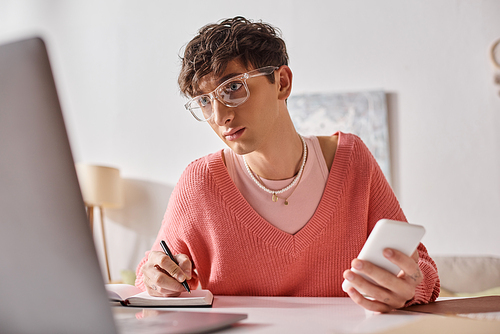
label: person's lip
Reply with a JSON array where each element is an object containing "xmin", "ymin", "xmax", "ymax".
[{"xmin": 223, "ymin": 127, "xmax": 246, "ymax": 141}]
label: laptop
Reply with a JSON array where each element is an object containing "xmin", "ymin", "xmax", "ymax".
[{"xmin": 0, "ymin": 37, "xmax": 246, "ymax": 334}]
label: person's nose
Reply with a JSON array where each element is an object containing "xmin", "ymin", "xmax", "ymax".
[{"xmin": 211, "ymin": 98, "xmax": 235, "ymax": 126}]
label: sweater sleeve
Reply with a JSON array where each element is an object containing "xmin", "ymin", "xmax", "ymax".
[
  {"xmin": 404, "ymin": 243, "xmax": 441, "ymax": 306},
  {"xmin": 135, "ymin": 163, "xmax": 201, "ymax": 292},
  {"xmin": 357, "ymin": 136, "xmax": 440, "ymax": 305}
]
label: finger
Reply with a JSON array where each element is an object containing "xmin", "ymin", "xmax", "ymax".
[
  {"xmin": 141, "ymin": 256, "xmax": 186, "ymax": 297},
  {"xmin": 347, "ymin": 261, "xmax": 414, "ymax": 305},
  {"xmin": 143, "ymin": 267, "xmax": 185, "ymax": 297},
  {"xmin": 344, "ymin": 268, "xmax": 398, "ymax": 304},
  {"xmin": 147, "ymin": 250, "xmax": 168, "ymax": 264},
  {"xmin": 350, "ymin": 258, "xmax": 401, "ymax": 292},
  {"xmin": 174, "ymin": 254, "xmax": 192, "ymax": 280},
  {"xmin": 383, "ymin": 249, "xmax": 422, "ymax": 285},
  {"xmin": 153, "ymin": 266, "xmax": 186, "ymax": 295},
  {"xmin": 158, "ymin": 255, "xmax": 188, "ymax": 282},
  {"xmin": 344, "ymin": 284, "xmax": 393, "ymax": 313},
  {"xmin": 411, "ymin": 249, "xmax": 419, "ymax": 262},
  {"xmin": 343, "ymin": 269, "xmax": 409, "ymax": 309},
  {"xmin": 147, "ymin": 250, "xmax": 190, "ymax": 282},
  {"xmin": 143, "ymin": 275, "xmax": 181, "ymax": 297}
]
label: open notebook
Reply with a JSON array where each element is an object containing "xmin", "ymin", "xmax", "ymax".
[
  {"xmin": 0, "ymin": 36, "xmax": 246, "ymax": 334},
  {"xmin": 107, "ymin": 284, "xmax": 213, "ymax": 307}
]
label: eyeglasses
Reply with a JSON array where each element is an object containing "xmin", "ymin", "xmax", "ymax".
[{"xmin": 184, "ymin": 66, "xmax": 279, "ymax": 122}]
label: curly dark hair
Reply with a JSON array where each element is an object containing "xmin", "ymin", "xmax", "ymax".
[{"xmin": 178, "ymin": 16, "xmax": 289, "ymax": 98}]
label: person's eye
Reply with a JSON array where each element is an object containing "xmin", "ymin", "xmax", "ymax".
[
  {"xmin": 198, "ymin": 96, "xmax": 211, "ymax": 107},
  {"xmin": 225, "ymin": 81, "xmax": 243, "ymax": 93}
]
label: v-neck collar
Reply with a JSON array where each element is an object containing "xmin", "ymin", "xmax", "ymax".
[{"xmin": 205, "ymin": 132, "xmax": 355, "ymax": 257}]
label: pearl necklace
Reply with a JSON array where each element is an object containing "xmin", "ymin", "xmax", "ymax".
[{"xmin": 243, "ymin": 135, "xmax": 307, "ymax": 203}]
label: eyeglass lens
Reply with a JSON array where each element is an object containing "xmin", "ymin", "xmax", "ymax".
[{"xmin": 191, "ymin": 79, "xmax": 249, "ymax": 120}]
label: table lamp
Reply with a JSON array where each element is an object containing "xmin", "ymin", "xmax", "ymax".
[{"xmin": 75, "ymin": 164, "xmax": 123, "ymax": 282}]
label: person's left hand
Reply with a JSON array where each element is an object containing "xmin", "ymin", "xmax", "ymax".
[{"xmin": 342, "ymin": 248, "xmax": 422, "ymax": 313}]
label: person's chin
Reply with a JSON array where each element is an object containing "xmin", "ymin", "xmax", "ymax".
[{"xmin": 225, "ymin": 140, "xmax": 253, "ymax": 156}]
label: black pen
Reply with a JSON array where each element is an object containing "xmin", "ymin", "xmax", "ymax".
[{"xmin": 159, "ymin": 240, "xmax": 191, "ymax": 293}]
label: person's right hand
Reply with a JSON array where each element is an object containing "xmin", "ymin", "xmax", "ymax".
[{"xmin": 140, "ymin": 250, "xmax": 192, "ymax": 297}]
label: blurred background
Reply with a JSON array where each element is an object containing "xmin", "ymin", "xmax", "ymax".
[{"xmin": 1, "ymin": 0, "xmax": 499, "ymax": 283}]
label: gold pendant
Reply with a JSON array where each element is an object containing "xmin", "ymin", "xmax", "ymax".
[
  {"xmin": 272, "ymin": 193, "xmax": 278, "ymax": 202},
  {"xmin": 284, "ymin": 199, "xmax": 289, "ymax": 205}
]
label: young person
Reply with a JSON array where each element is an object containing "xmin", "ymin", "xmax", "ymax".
[{"xmin": 135, "ymin": 16, "xmax": 440, "ymax": 312}]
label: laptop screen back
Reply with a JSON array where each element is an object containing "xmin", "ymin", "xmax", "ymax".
[{"xmin": 0, "ymin": 37, "xmax": 117, "ymax": 334}]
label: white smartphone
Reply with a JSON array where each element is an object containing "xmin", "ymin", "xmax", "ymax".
[{"xmin": 342, "ymin": 219, "xmax": 425, "ymax": 294}]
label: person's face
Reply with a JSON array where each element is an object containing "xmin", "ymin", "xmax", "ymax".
[{"xmin": 196, "ymin": 60, "xmax": 283, "ymax": 155}]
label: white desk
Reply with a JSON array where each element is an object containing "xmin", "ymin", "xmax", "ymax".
[{"xmin": 114, "ymin": 296, "xmax": 434, "ymax": 333}]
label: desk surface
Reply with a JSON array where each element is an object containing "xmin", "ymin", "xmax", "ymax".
[{"xmin": 114, "ymin": 296, "xmax": 436, "ymax": 333}]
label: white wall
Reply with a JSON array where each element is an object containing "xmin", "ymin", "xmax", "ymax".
[{"xmin": 2, "ymin": 0, "xmax": 499, "ymax": 281}]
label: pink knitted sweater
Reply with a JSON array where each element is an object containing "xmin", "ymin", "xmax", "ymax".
[{"xmin": 136, "ymin": 133, "xmax": 440, "ymax": 305}]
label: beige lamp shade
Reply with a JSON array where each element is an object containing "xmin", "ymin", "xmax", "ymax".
[
  {"xmin": 491, "ymin": 38, "xmax": 500, "ymax": 70},
  {"xmin": 75, "ymin": 164, "xmax": 123, "ymax": 208}
]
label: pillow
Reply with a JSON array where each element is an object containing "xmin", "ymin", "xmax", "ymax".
[{"xmin": 432, "ymin": 256, "xmax": 500, "ymax": 294}]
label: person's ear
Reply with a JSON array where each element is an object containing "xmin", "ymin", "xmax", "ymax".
[{"xmin": 277, "ymin": 65, "xmax": 292, "ymax": 100}]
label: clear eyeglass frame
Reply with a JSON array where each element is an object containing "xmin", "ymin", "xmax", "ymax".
[{"xmin": 184, "ymin": 66, "xmax": 279, "ymax": 122}]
